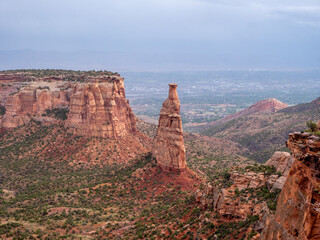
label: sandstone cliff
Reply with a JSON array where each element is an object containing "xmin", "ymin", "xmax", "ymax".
[
  {"xmin": 152, "ymin": 83, "xmax": 187, "ymax": 172},
  {"xmin": 1, "ymin": 84, "xmax": 71, "ymax": 128},
  {"xmin": 262, "ymin": 132, "xmax": 320, "ymax": 240},
  {"xmin": 0, "ymin": 71, "xmax": 137, "ymax": 140},
  {"xmin": 65, "ymin": 77, "xmax": 137, "ymax": 138}
]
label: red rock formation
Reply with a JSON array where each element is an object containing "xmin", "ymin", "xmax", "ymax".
[
  {"xmin": 208, "ymin": 98, "xmax": 288, "ymax": 126},
  {"xmin": 195, "ymin": 151, "xmax": 295, "ymax": 227},
  {"xmin": 262, "ymin": 132, "xmax": 320, "ymax": 240},
  {"xmin": 0, "ymin": 73, "xmax": 137, "ymax": 140},
  {"xmin": 152, "ymin": 83, "xmax": 187, "ymax": 172},
  {"xmin": 1, "ymin": 87, "xmax": 70, "ymax": 129},
  {"xmin": 265, "ymin": 151, "xmax": 295, "ymax": 190},
  {"xmin": 65, "ymin": 77, "xmax": 137, "ymax": 139}
]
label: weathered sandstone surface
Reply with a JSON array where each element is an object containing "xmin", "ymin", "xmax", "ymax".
[
  {"xmin": 0, "ymin": 72, "xmax": 137, "ymax": 140},
  {"xmin": 1, "ymin": 83, "xmax": 71, "ymax": 128},
  {"xmin": 262, "ymin": 132, "xmax": 320, "ymax": 240},
  {"xmin": 65, "ymin": 77, "xmax": 136, "ymax": 138},
  {"xmin": 152, "ymin": 83, "xmax": 187, "ymax": 172}
]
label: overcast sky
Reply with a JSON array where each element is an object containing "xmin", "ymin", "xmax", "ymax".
[{"xmin": 1, "ymin": 0, "xmax": 320, "ymax": 70}]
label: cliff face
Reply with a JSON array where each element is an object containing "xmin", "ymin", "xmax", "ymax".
[
  {"xmin": 65, "ymin": 77, "xmax": 137, "ymax": 138},
  {"xmin": 152, "ymin": 83, "xmax": 187, "ymax": 172},
  {"xmin": 0, "ymin": 72, "xmax": 137, "ymax": 140},
  {"xmin": 1, "ymin": 84, "xmax": 71, "ymax": 128},
  {"xmin": 262, "ymin": 132, "xmax": 320, "ymax": 240}
]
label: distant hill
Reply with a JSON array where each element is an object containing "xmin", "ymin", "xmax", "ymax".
[
  {"xmin": 207, "ymin": 98, "xmax": 288, "ymax": 127},
  {"xmin": 201, "ymin": 97, "xmax": 320, "ymax": 162},
  {"xmin": 280, "ymin": 97, "xmax": 320, "ymax": 113}
]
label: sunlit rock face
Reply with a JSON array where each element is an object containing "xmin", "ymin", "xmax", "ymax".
[
  {"xmin": 152, "ymin": 83, "xmax": 187, "ymax": 172},
  {"xmin": 65, "ymin": 77, "xmax": 137, "ymax": 139},
  {"xmin": 262, "ymin": 132, "xmax": 320, "ymax": 240},
  {"xmin": 0, "ymin": 73, "xmax": 137, "ymax": 140}
]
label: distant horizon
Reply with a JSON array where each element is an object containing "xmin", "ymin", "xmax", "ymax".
[{"xmin": 0, "ymin": 49, "xmax": 320, "ymax": 72}]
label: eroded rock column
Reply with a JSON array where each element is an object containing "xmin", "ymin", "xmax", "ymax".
[{"xmin": 152, "ymin": 83, "xmax": 187, "ymax": 172}]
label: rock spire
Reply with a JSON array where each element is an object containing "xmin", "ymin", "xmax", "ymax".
[{"xmin": 152, "ymin": 83, "xmax": 187, "ymax": 172}]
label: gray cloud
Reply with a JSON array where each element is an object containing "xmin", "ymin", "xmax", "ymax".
[{"xmin": 0, "ymin": 0, "xmax": 319, "ymax": 70}]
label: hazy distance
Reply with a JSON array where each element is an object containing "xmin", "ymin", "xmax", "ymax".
[{"xmin": 1, "ymin": 0, "xmax": 320, "ymax": 71}]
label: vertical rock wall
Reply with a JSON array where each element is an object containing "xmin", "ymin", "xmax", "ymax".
[
  {"xmin": 65, "ymin": 78, "xmax": 137, "ymax": 139},
  {"xmin": 1, "ymin": 87, "xmax": 70, "ymax": 128},
  {"xmin": 262, "ymin": 132, "xmax": 320, "ymax": 240},
  {"xmin": 152, "ymin": 83, "xmax": 187, "ymax": 172}
]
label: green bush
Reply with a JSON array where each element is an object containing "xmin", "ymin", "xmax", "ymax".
[
  {"xmin": 306, "ymin": 120, "xmax": 317, "ymax": 132},
  {"xmin": 0, "ymin": 105, "xmax": 5, "ymax": 115},
  {"xmin": 44, "ymin": 108, "xmax": 69, "ymax": 120}
]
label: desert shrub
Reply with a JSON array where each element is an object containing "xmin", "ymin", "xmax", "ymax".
[
  {"xmin": 306, "ymin": 120, "xmax": 317, "ymax": 132},
  {"xmin": 0, "ymin": 105, "xmax": 5, "ymax": 115},
  {"xmin": 44, "ymin": 108, "xmax": 69, "ymax": 120}
]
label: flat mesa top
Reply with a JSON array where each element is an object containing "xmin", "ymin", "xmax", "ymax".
[{"xmin": 168, "ymin": 83, "xmax": 178, "ymax": 87}]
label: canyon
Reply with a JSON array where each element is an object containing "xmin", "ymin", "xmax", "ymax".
[{"xmin": 1, "ymin": 69, "xmax": 320, "ymax": 239}]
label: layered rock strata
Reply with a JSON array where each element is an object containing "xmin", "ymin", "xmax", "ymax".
[
  {"xmin": 262, "ymin": 132, "xmax": 320, "ymax": 240},
  {"xmin": 1, "ymin": 85, "xmax": 71, "ymax": 128},
  {"xmin": 152, "ymin": 83, "xmax": 187, "ymax": 172},
  {"xmin": 65, "ymin": 78, "xmax": 137, "ymax": 138},
  {"xmin": 0, "ymin": 73, "xmax": 137, "ymax": 140}
]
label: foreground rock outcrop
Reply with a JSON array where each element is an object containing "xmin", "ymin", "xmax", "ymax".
[
  {"xmin": 262, "ymin": 132, "xmax": 320, "ymax": 240},
  {"xmin": 152, "ymin": 83, "xmax": 187, "ymax": 172},
  {"xmin": 194, "ymin": 150, "xmax": 295, "ymax": 239}
]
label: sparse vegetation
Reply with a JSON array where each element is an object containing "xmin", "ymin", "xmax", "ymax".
[
  {"xmin": 0, "ymin": 105, "xmax": 5, "ymax": 115},
  {"xmin": 43, "ymin": 108, "xmax": 69, "ymax": 120},
  {"xmin": 306, "ymin": 120, "xmax": 317, "ymax": 133}
]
